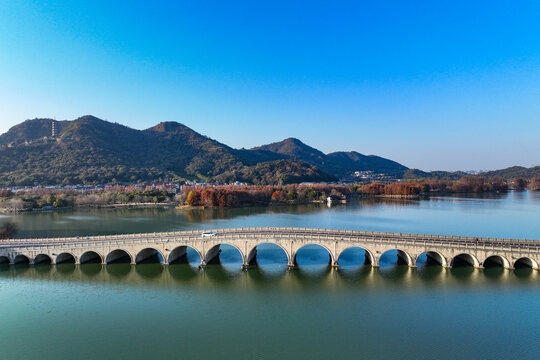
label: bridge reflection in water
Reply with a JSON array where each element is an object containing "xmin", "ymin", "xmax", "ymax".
[
  {"xmin": 2, "ymin": 247, "xmax": 539, "ymax": 360},
  {"xmin": 0, "ymin": 259, "xmax": 537, "ymax": 290}
]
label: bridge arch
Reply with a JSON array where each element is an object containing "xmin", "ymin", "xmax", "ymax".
[
  {"xmin": 167, "ymin": 245, "xmax": 203, "ymax": 265},
  {"xmin": 451, "ymin": 253, "xmax": 480, "ymax": 268},
  {"xmin": 514, "ymin": 257, "xmax": 539, "ymax": 270},
  {"xmin": 247, "ymin": 243, "xmax": 290, "ymax": 267},
  {"xmin": 0, "ymin": 255, "xmax": 10, "ymax": 264},
  {"xmin": 379, "ymin": 249, "xmax": 414, "ymax": 267},
  {"xmin": 14, "ymin": 254, "xmax": 30, "ymax": 265},
  {"xmin": 80, "ymin": 251, "xmax": 103, "ymax": 264},
  {"xmin": 56, "ymin": 252, "xmax": 77, "ymax": 264},
  {"xmin": 34, "ymin": 254, "xmax": 52, "ymax": 265},
  {"xmin": 416, "ymin": 251, "xmax": 447, "ymax": 267},
  {"xmin": 135, "ymin": 248, "xmax": 165, "ymax": 264},
  {"xmin": 293, "ymin": 244, "xmax": 334, "ymax": 267},
  {"xmin": 337, "ymin": 246, "xmax": 376, "ymax": 267},
  {"xmin": 483, "ymin": 255, "xmax": 511, "ymax": 269},
  {"xmin": 106, "ymin": 249, "xmax": 133, "ymax": 264},
  {"xmin": 204, "ymin": 243, "xmax": 245, "ymax": 266}
]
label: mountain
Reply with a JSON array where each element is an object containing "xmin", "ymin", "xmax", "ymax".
[
  {"xmin": 477, "ymin": 166, "xmax": 540, "ymax": 180},
  {"xmin": 401, "ymin": 166, "xmax": 540, "ymax": 181},
  {"xmin": 0, "ymin": 116, "xmax": 414, "ymax": 186},
  {"xmin": 252, "ymin": 138, "xmax": 408, "ymax": 178},
  {"xmin": 2, "ymin": 116, "xmax": 535, "ymax": 186},
  {"xmin": 213, "ymin": 159, "xmax": 337, "ymax": 185},
  {"xmin": 252, "ymin": 138, "xmax": 327, "ymax": 165},
  {"xmin": 0, "ymin": 116, "xmax": 340, "ymax": 186},
  {"xmin": 0, "ymin": 118, "xmax": 67, "ymax": 146}
]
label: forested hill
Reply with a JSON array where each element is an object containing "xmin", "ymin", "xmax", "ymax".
[
  {"xmin": 0, "ymin": 116, "xmax": 340, "ymax": 186},
  {"xmin": 402, "ymin": 166, "xmax": 540, "ymax": 181},
  {"xmin": 252, "ymin": 137, "xmax": 408, "ymax": 178},
  {"xmin": 1, "ymin": 116, "xmax": 536, "ymax": 186}
]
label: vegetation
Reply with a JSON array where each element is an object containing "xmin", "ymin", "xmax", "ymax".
[
  {"xmin": 354, "ymin": 176, "xmax": 508, "ymax": 196},
  {"xmin": 512, "ymin": 178, "xmax": 528, "ymax": 191},
  {"xmin": 252, "ymin": 137, "xmax": 408, "ymax": 178},
  {"xmin": 405, "ymin": 166, "xmax": 540, "ymax": 181},
  {"xmin": 1, "ymin": 173, "xmax": 539, "ymax": 212},
  {"xmin": 529, "ymin": 177, "xmax": 540, "ymax": 191},
  {"xmin": 213, "ymin": 160, "xmax": 337, "ymax": 185},
  {"xmin": 181, "ymin": 184, "xmax": 350, "ymax": 207},
  {"xmin": 0, "ymin": 222, "xmax": 17, "ymax": 239},
  {"xmin": 0, "ymin": 116, "xmax": 406, "ymax": 186},
  {"xmin": 179, "ymin": 175, "xmax": 521, "ymax": 207},
  {"xmin": 0, "ymin": 188, "xmax": 174, "ymax": 212},
  {"xmin": 1, "ymin": 115, "xmax": 538, "ymax": 188}
]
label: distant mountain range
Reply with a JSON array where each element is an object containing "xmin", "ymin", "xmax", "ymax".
[
  {"xmin": 251, "ymin": 138, "xmax": 408, "ymax": 178},
  {"xmin": 0, "ymin": 116, "xmax": 403, "ymax": 186},
  {"xmin": 0, "ymin": 116, "xmax": 537, "ymax": 186}
]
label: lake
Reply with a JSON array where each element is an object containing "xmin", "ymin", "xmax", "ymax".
[{"xmin": 1, "ymin": 192, "xmax": 539, "ymax": 359}]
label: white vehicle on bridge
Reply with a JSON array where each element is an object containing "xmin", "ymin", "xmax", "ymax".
[{"xmin": 201, "ymin": 231, "xmax": 217, "ymax": 238}]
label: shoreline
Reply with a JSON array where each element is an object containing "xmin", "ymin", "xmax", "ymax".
[{"xmin": 0, "ymin": 190, "xmax": 528, "ymax": 214}]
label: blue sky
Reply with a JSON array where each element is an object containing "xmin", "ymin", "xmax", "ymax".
[{"xmin": 1, "ymin": 1, "xmax": 539, "ymax": 171}]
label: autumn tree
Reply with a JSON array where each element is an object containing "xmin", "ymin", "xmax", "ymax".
[
  {"xmin": 512, "ymin": 178, "xmax": 527, "ymax": 191},
  {"xmin": 529, "ymin": 177, "xmax": 540, "ymax": 191}
]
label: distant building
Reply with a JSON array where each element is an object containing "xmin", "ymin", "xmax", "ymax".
[{"xmin": 51, "ymin": 120, "xmax": 58, "ymax": 138}]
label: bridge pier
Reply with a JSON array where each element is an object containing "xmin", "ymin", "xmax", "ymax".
[
  {"xmin": 205, "ymin": 246, "xmax": 221, "ymax": 265},
  {"xmin": 199, "ymin": 260, "xmax": 207, "ymax": 270}
]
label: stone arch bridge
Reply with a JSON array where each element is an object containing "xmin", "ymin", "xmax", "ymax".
[{"xmin": 1, "ymin": 227, "xmax": 539, "ymax": 270}]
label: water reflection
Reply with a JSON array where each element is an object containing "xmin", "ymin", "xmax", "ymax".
[
  {"xmin": 0, "ymin": 263, "xmax": 539, "ymax": 290},
  {"xmin": 449, "ymin": 266, "xmax": 477, "ymax": 283},
  {"xmin": 204, "ymin": 263, "xmax": 243, "ymax": 283},
  {"xmin": 135, "ymin": 263, "xmax": 164, "ymax": 279},
  {"xmin": 336, "ymin": 265, "xmax": 374, "ymax": 283},
  {"xmin": 168, "ymin": 263, "xmax": 199, "ymax": 282},
  {"xmin": 5, "ymin": 191, "xmax": 540, "ymax": 241},
  {"xmin": 106, "ymin": 263, "xmax": 132, "ymax": 278},
  {"xmin": 247, "ymin": 266, "xmax": 288, "ymax": 284},
  {"xmin": 80, "ymin": 263, "xmax": 102, "ymax": 277},
  {"xmin": 56, "ymin": 263, "xmax": 76, "ymax": 274},
  {"xmin": 513, "ymin": 267, "xmax": 534, "ymax": 280},
  {"xmin": 415, "ymin": 265, "xmax": 445, "ymax": 284},
  {"xmin": 34, "ymin": 263, "xmax": 53, "ymax": 274},
  {"xmin": 293, "ymin": 265, "xmax": 332, "ymax": 283},
  {"xmin": 378, "ymin": 264, "xmax": 412, "ymax": 282}
]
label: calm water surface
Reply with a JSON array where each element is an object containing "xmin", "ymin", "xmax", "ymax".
[{"xmin": 1, "ymin": 192, "xmax": 540, "ymax": 359}]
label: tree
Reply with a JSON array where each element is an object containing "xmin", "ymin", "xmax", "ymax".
[
  {"xmin": 0, "ymin": 222, "xmax": 17, "ymax": 239},
  {"xmin": 512, "ymin": 178, "xmax": 527, "ymax": 191},
  {"xmin": 53, "ymin": 197, "xmax": 67, "ymax": 208},
  {"xmin": 529, "ymin": 177, "xmax": 540, "ymax": 191}
]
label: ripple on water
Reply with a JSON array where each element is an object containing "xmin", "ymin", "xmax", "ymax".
[
  {"xmin": 119, "ymin": 217, "xmax": 151, "ymax": 222},
  {"xmin": 64, "ymin": 216, "xmax": 102, "ymax": 221}
]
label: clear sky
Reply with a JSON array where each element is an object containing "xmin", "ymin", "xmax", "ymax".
[{"xmin": 1, "ymin": 1, "xmax": 539, "ymax": 171}]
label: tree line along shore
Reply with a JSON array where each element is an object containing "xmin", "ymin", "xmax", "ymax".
[{"xmin": 0, "ymin": 176, "xmax": 539, "ymax": 213}]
